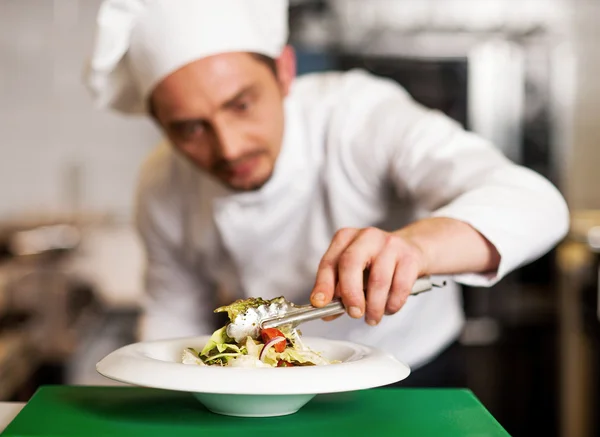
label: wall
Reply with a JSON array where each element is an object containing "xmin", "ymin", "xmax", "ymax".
[
  {"xmin": 1, "ymin": 0, "xmax": 599, "ymax": 217},
  {"xmin": 565, "ymin": 0, "xmax": 600, "ymax": 210},
  {"xmin": 0, "ymin": 0, "xmax": 161, "ymax": 221}
]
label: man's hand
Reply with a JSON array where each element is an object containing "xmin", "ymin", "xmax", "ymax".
[
  {"xmin": 309, "ymin": 218, "xmax": 501, "ymax": 326},
  {"xmin": 309, "ymin": 227, "xmax": 428, "ymax": 326}
]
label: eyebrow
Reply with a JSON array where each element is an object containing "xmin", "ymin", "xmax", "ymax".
[
  {"xmin": 221, "ymin": 84, "xmax": 255, "ymax": 109},
  {"xmin": 166, "ymin": 84, "xmax": 256, "ymax": 130}
]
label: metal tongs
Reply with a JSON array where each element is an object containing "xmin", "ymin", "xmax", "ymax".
[{"xmin": 260, "ymin": 276, "xmax": 446, "ymax": 331}]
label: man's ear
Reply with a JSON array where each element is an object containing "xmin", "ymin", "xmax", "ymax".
[{"xmin": 275, "ymin": 45, "xmax": 296, "ymax": 96}]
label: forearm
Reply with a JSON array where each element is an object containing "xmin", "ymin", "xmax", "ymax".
[{"xmin": 394, "ymin": 217, "xmax": 501, "ymax": 277}]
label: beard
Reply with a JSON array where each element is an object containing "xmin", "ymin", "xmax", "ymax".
[{"xmin": 212, "ymin": 149, "xmax": 274, "ymax": 192}]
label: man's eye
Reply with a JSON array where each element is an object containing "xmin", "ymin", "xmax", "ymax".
[
  {"xmin": 232, "ymin": 100, "xmax": 250, "ymax": 113},
  {"xmin": 177, "ymin": 122, "xmax": 204, "ymax": 138}
]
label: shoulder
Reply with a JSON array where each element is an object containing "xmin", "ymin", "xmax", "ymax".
[
  {"xmin": 293, "ymin": 70, "xmax": 433, "ymax": 196},
  {"xmin": 294, "ymin": 68, "xmax": 411, "ymax": 102},
  {"xmin": 290, "ymin": 69, "xmax": 421, "ymax": 134},
  {"xmin": 333, "ymin": 69, "xmax": 420, "ymax": 124},
  {"xmin": 291, "ymin": 68, "xmax": 408, "ymax": 98}
]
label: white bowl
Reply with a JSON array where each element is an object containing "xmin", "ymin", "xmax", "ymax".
[{"xmin": 96, "ymin": 335, "xmax": 410, "ymax": 417}]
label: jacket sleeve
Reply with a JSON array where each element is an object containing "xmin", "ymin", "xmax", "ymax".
[
  {"xmin": 337, "ymin": 70, "xmax": 570, "ymax": 287},
  {"xmin": 133, "ymin": 147, "xmax": 217, "ymax": 340}
]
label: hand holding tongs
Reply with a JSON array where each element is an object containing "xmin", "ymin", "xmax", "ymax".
[{"xmin": 260, "ymin": 276, "xmax": 446, "ymax": 331}]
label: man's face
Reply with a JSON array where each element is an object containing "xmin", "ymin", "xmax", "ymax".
[{"xmin": 150, "ymin": 48, "xmax": 295, "ymax": 191}]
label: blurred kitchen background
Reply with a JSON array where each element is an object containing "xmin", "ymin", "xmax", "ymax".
[{"xmin": 1, "ymin": 0, "xmax": 600, "ymax": 436}]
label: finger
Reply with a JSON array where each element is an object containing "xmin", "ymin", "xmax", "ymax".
[
  {"xmin": 310, "ymin": 228, "xmax": 358, "ymax": 307},
  {"xmin": 364, "ymin": 246, "xmax": 397, "ymax": 326},
  {"xmin": 385, "ymin": 255, "xmax": 421, "ymax": 315},
  {"xmin": 337, "ymin": 227, "xmax": 385, "ymax": 318},
  {"xmin": 322, "ymin": 283, "xmax": 343, "ymax": 322}
]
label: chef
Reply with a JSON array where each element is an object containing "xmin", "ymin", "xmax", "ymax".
[{"xmin": 84, "ymin": 0, "xmax": 569, "ymax": 386}]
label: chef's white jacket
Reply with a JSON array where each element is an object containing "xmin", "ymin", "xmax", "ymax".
[{"xmin": 134, "ymin": 69, "xmax": 569, "ymax": 369}]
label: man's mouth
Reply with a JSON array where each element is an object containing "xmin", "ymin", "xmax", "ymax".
[{"xmin": 225, "ymin": 155, "xmax": 261, "ymax": 179}]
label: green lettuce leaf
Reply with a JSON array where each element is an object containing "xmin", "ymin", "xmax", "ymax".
[
  {"xmin": 181, "ymin": 348, "xmax": 205, "ymax": 366},
  {"xmin": 203, "ymin": 352, "xmax": 243, "ymax": 365},
  {"xmin": 216, "ymin": 343, "xmax": 243, "ymax": 353},
  {"xmin": 244, "ymin": 336, "xmax": 263, "ymax": 359},
  {"xmin": 263, "ymin": 347, "xmax": 333, "ymax": 366},
  {"xmin": 200, "ymin": 326, "xmax": 231, "ymax": 356}
]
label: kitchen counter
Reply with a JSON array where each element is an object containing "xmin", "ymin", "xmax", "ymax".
[{"xmin": 0, "ymin": 403, "xmax": 24, "ymax": 433}]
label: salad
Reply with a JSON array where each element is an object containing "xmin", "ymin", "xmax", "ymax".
[{"xmin": 181, "ymin": 297, "xmax": 336, "ymax": 368}]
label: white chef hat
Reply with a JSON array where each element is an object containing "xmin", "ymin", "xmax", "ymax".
[{"xmin": 84, "ymin": 0, "xmax": 289, "ymax": 114}]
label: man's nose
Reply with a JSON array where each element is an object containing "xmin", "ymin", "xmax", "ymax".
[{"xmin": 212, "ymin": 119, "xmax": 245, "ymax": 161}]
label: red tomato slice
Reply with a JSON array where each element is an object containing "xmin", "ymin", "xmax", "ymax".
[
  {"xmin": 261, "ymin": 328, "xmax": 287, "ymax": 352},
  {"xmin": 277, "ymin": 360, "xmax": 294, "ymax": 367}
]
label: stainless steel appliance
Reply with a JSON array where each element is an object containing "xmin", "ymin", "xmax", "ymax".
[
  {"xmin": 0, "ymin": 222, "xmax": 102, "ymax": 401},
  {"xmin": 289, "ymin": 3, "xmax": 574, "ymax": 436}
]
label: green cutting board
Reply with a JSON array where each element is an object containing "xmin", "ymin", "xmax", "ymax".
[{"xmin": 1, "ymin": 386, "xmax": 510, "ymax": 437}]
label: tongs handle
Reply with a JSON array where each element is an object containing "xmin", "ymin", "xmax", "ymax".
[{"xmin": 261, "ymin": 276, "xmax": 444, "ymax": 329}]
